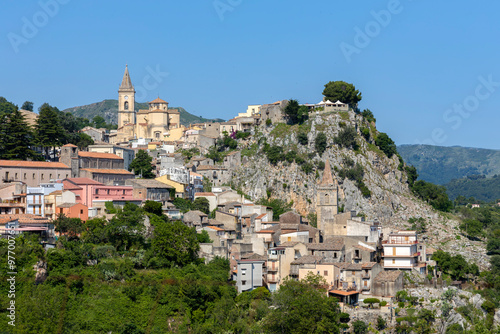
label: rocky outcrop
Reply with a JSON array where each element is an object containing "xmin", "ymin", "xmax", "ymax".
[{"xmin": 231, "ymin": 110, "xmax": 488, "ymax": 268}]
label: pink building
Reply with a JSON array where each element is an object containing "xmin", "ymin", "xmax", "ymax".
[{"xmin": 63, "ymin": 178, "xmax": 141, "ymax": 216}]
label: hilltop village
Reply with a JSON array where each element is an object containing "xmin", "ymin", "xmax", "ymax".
[{"xmin": 1, "ymin": 66, "xmax": 495, "ymax": 331}]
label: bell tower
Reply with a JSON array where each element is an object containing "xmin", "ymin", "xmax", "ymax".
[
  {"xmin": 317, "ymin": 160, "xmax": 338, "ymax": 236},
  {"xmin": 118, "ymin": 65, "xmax": 135, "ymax": 128}
]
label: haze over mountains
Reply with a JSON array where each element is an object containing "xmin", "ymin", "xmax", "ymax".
[{"xmin": 62, "ymin": 99, "xmax": 225, "ymax": 126}]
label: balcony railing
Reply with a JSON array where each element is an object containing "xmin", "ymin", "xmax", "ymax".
[
  {"xmin": 382, "ymin": 252, "xmax": 420, "ymax": 258},
  {"xmin": 382, "ymin": 240, "xmax": 418, "ymax": 245},
  {"xmin": 362, "ymin": 273, "xmax": 370, "ymax": 279},
  {"xmin": 362, "ymin": 285, "xmax": 370, "ymax": 291}
]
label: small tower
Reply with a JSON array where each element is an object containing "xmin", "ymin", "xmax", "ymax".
[
  {"xmin": 118, "ymin": 65, "xmax": 136, "ymax": 128},
  {"xmin": 317, "ymin": 160, "xmax": 338, "ymax": 236}
]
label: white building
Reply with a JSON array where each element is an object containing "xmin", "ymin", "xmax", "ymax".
[
  {"xmin": 382, "ymin": 231, "xmax": 424, "ymax": 273},
  {"xmin": 26, "ymin": 183, "xmax": 63, "ymax": 216}
]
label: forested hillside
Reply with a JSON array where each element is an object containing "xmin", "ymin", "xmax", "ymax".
[
  {"xmin": 398, "ymin": 144, "xmax": 500, "ymax": 185},
  {"xmin": 445, "ymin": 175, "xmax": 500, "ymax": 202}
]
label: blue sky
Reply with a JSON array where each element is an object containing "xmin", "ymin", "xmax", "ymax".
[{"xmin": 1, "ymin": 0, "xmax": 499, "ymax": 149}]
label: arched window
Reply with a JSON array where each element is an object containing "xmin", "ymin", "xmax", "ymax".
[
  {"xmin": 324, "ymin": 193, "xmax": 330, "ymax": 204},
  {"xmin": 124, "ymin": 101, "xmax": 129, "ymax": 110}
]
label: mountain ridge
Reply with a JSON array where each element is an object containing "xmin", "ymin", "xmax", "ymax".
[{"xmin": 62, "ymin": 99, "xmax": 225, "ymax": 126}]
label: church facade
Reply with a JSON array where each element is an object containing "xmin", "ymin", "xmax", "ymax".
[{"xmin": 110, "ymin": 65, "xmax": 181, "ymax": 144}]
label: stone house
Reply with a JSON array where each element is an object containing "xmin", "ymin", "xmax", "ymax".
[
  {"xmin": 307, "ymin": 239, "xmax": 345, "ymax": 263},
  {"xmin": 183, "ymin": 210, "xmax": 208, "ymax": 227},
  {"xmin": 259, "ymin": 100, "xmax": 288, "ymax": 124},
  {"xmin": 372, "ymin": 270, "xmax": 404, "ymax": 297},
  {"xmin": 125, "ymin": 179, "xmax": 172, "ymax": 204},
  {"xmin": 88, "ymin": 144, "xmax": 135, "ymax": 171},
  {"xmin": 0, "ymin": 182, "xmax": 26, "ymax": 215},
  {"xmin": 80, "ymin": 127, "xmax": 107, "ymax": 143},
  {"xmin": 196, "ymin": 165, "xmax": 230, "ymax": 187}
]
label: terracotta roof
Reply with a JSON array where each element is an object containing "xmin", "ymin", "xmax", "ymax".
[
  {"xmin": 57, "ymin": 203, "xmax": 78, "ymax": 208},
  {"xmin": 0, "ymin": 214, "xmax": 50, "ymax": 224},
  {"xmin": 65, "ymin": 178, "xmax": 103, "ymax": 185},
  {"xmin": 307, "ymin": 239, "xmax": 344, "ymax": 251},
  {"xmin": 207, "ymin": 226, "xmax": 224, "ymax": 231},
  {"xmin": 0, "ymin": 160, "xmax": 69, "ymax": 169},
  {"xmin": 78, "ymin": 152, "xmax": 123, "ymax": 160},
  {"xmin": 63, "ymin": 144, "xmax": 78, "ymax": 147},
  {"xmin": 362, "ymin": 262, "xmax": 378, "ymax": 269},
  {"xmin": 196, "ymin": 165, "xmax": 227, "ymax": 171},
  {"xmin": 190, "ymin": 172, "xmax": 203, "ymax": 177},
  {"xmin": 279, "ymin": 241, "xmax": 301, "ymax": 247},
  {"xmin": 149, "ymin": 97, "xmax": 167, "ymax": 103},
  {"xmin": 329, "ymin": 290, "xmax": 359, "ymax": 296},
  {"xmin": 194, "ymin": 192, "xmax": 216, "ymax": 197},
  {"xmin": 375, "ymin": 270, "xmax": 403, "ymax": 282},
  {"xmin": 80, "ymin": 168, "xmax": 133, "ymax": 175},
  {"xmin": 240, "ymin": 253, "xmax": 267, "ymax": 261},
  {"xmin": 319, "ymin": 160, "xmax": 334, "ymax": 186},
  {"xmin": 291, "ymin": 255, "xmax": 323, "ymax": 265},
  {"xmin": 354, "ymin": 245, "xmax": 376, "ymax": 252},
  {"xmin": 256, "ymin": 213, "xmax": 267, "ymax": 219},
  {"xmin": 257, "ymin": 229, "xmax": 275, "ymax": 234}
]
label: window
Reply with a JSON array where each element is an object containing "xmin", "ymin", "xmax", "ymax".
[
  {"xmin": 24, "ymin": 173, "xmax": 26, "ymax": 180},
  {"xmin": 5, "ymin": 172, "xmax": 9, "ymax": 179},
  {"xmin": 232, "ymin": 256, "xmax": 235, "ymax": 260},
  {"xmin": 15, "ymin": 173, "xmax": 18, "ymax": 179},
  {"xmin": 124, "ymin": 101, "xmax": 129, "ymax": 110},
  {"xmin": 324, "ymin": 271, "xmax": 328, "ymax": 276},
  {"xmin": 334, "ymin": 252, "xmax": 337, "ymax": 258},
  {"xmin": 123, "ymin": 190, "xmax": 126, "ymax": 195},
  {"xmin": 80, "ymin": 210, "xmax": 83, "ymax": 214},
  {"xmin": 33, "ymin": 173, "xmax": 35, "ymax": 179},
  {"xmin": 242, "ymin": 269, "xmax": 247, "ymax": 275},
  {"xmin": 49, "ymin": 174, "xmax": 52, "ymax": 179},
  {"xmin": 41, "ymin": 174, "xmax": 44, "ymax": 180},
  {"xmin": 392, "ymin": 259, "xmax": 396, "ymax": 264},
  {"xmin": 242, "ymin": 281, "xmax": 246, "ymax": 285},
  {"xmin": 352, "ymin": 271, "xmax": 355, "ymax": 275}
]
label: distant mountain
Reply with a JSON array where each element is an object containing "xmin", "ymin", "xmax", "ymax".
[
  {"xmin": 62, "ymin": 99, "xmax": 225, "ymax": 126},
  {"xmin": 445, "ymin": 175, "xmax": 500, "ymax": 202},
  {"xmin": 398, "ymin": 144, "xmax": 500, "ymax": 185}
]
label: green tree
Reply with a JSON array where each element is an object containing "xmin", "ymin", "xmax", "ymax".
[
  {"xmin": 197, "ymin": 230, "xmax": 213, "ymax": 243},
  {"xmin": 363, "ymin": 298, "xmax": 380, "ymax": 308},
  {"xmin": 375, "ymin": 132, "xmax": 397, "ymax": 158},
  {"xmin": 53, "ymin": 214, "xmax": 84, "ymax": 239},
  {"xmin": 263, "ymin": 277, "xmax": 340, "ymax": 334},
  {"xmin": 405, "ymin": 165, "xmax": 418, "ymax": 187},
  {"xmin": 266, "ymin": 145, "xmax": 285, "ymax": 165},
  {"xmin": 149, "ymin": 220, "xmax": 200, "ymax": 267},
  {"xmin": 69, "ymin": 132, "xmax": 94, "ymax": 150},
  {"xmin": 21, "ymin": 101, "xmax": 34, "ymax": 111},
  {"xmin": 322, "ymin": 81, "xmax": 362, "ymax": 109},
  {"xmin": 92, "ymin": 115, "xmax": 107, "ymax": 129},
  {"xmin": 192, "ymin": 197, "xmax": 210, "ymax": 214},
  {"xmin": 376, "ymin": 316, "xmax": 386, "ymax": 330},
  {"xmin": 334, "ymin": 126, "xmax": 358, "ymax": 150},
  {"xmin": 297, "ymin": 132, "xmax": 308, "ymax": 145},
  {"xmin": 173, "ymin": 197, "xmax": 192, "ymax": 213},
  {"xmin": 352, "ymin": 320, "xmax": 368, "ymax": 334},
  {"xmin": 143, "ymin": 200, "xmax": 163, "ymax": 216},
  {"xmin": 82, "ymin": 217, "xmax": 108, "ymax": 244},
  {"xmin": 36, "ymin": 103, "xmax": 65, "ymax": 160},
  {"xmin": 129, "ymin": 150, "xmax": 155, "ymax": 178},
  {"xmin": 315, "ymin": 132, "xmax": 328, "ymax": 156},
  {"xmin": 106, "ymin": 203, "xmax": 145, "ymax": 251},
  {"xmin": 1, "ymin": 107, "xmax": 37, "ymax": 160},
  {"xmin": 361, "ymin": 109, "xmax": 376, "ymax": 123},
  {"xmin": 284, "ymin": 99, "xmax": 309, "ymax": 125}
]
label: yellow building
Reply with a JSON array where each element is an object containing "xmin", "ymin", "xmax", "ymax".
[
  {"xmin": 156, "ymin": 175, "xmax": 186, "ymax": 198},
  {"xmin": 110, "ymin": 65, "xmax": 183, "ymax": 144}
]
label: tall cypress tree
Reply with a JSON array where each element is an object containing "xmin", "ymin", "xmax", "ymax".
[
  {"xmin": 3, "ymin": 108, "xmax": 37, "ymax": 160},
  {"xmin": 36, "ymin": 103, "xmax": 64, "ymax": 160}
]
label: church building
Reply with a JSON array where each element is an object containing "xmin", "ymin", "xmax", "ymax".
[{"xmin": 110, "ymin": 65, "xmax": 181, "ymax": 144}]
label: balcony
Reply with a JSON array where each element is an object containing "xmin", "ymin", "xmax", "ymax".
[
  {"xmin": 382, "ymin": 252, "xmax": 420, "ymax": 258},
  {"xmin": 362, "ymin": 273, "xmax": 370, "ymax": 279},
  {"xmin": 382, "ymin": 240, "xmax": 418, "ymax": 245},
  {"xmin": 362, "ymin": 285, "xmax": 370, "ymax": 291},
  {"xmin": 27, "ymin": 200, "xmax": 43, "ymax": 205},
  {"xmin": 267, "ymin": 275, "xmax": 278, "ymax": 283}
]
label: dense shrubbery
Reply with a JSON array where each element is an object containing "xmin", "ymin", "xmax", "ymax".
[
  {"xmin": 412, "ymin": 180, "xmax": 453, "ymax": 212},
  {"xmin": 315, "ymin": 132, "xmax": 327, "ymax": 156},
  {"xmin": 375, "ymin": 132, "xmax": 397, "ymax": 158},
  {"xmin": 334, "ymin": 126, "xmax": 358, "ymax": 150},
  {"xmin": 338, "ymin": 163, "xmax": 371, "ymax": 198}
]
